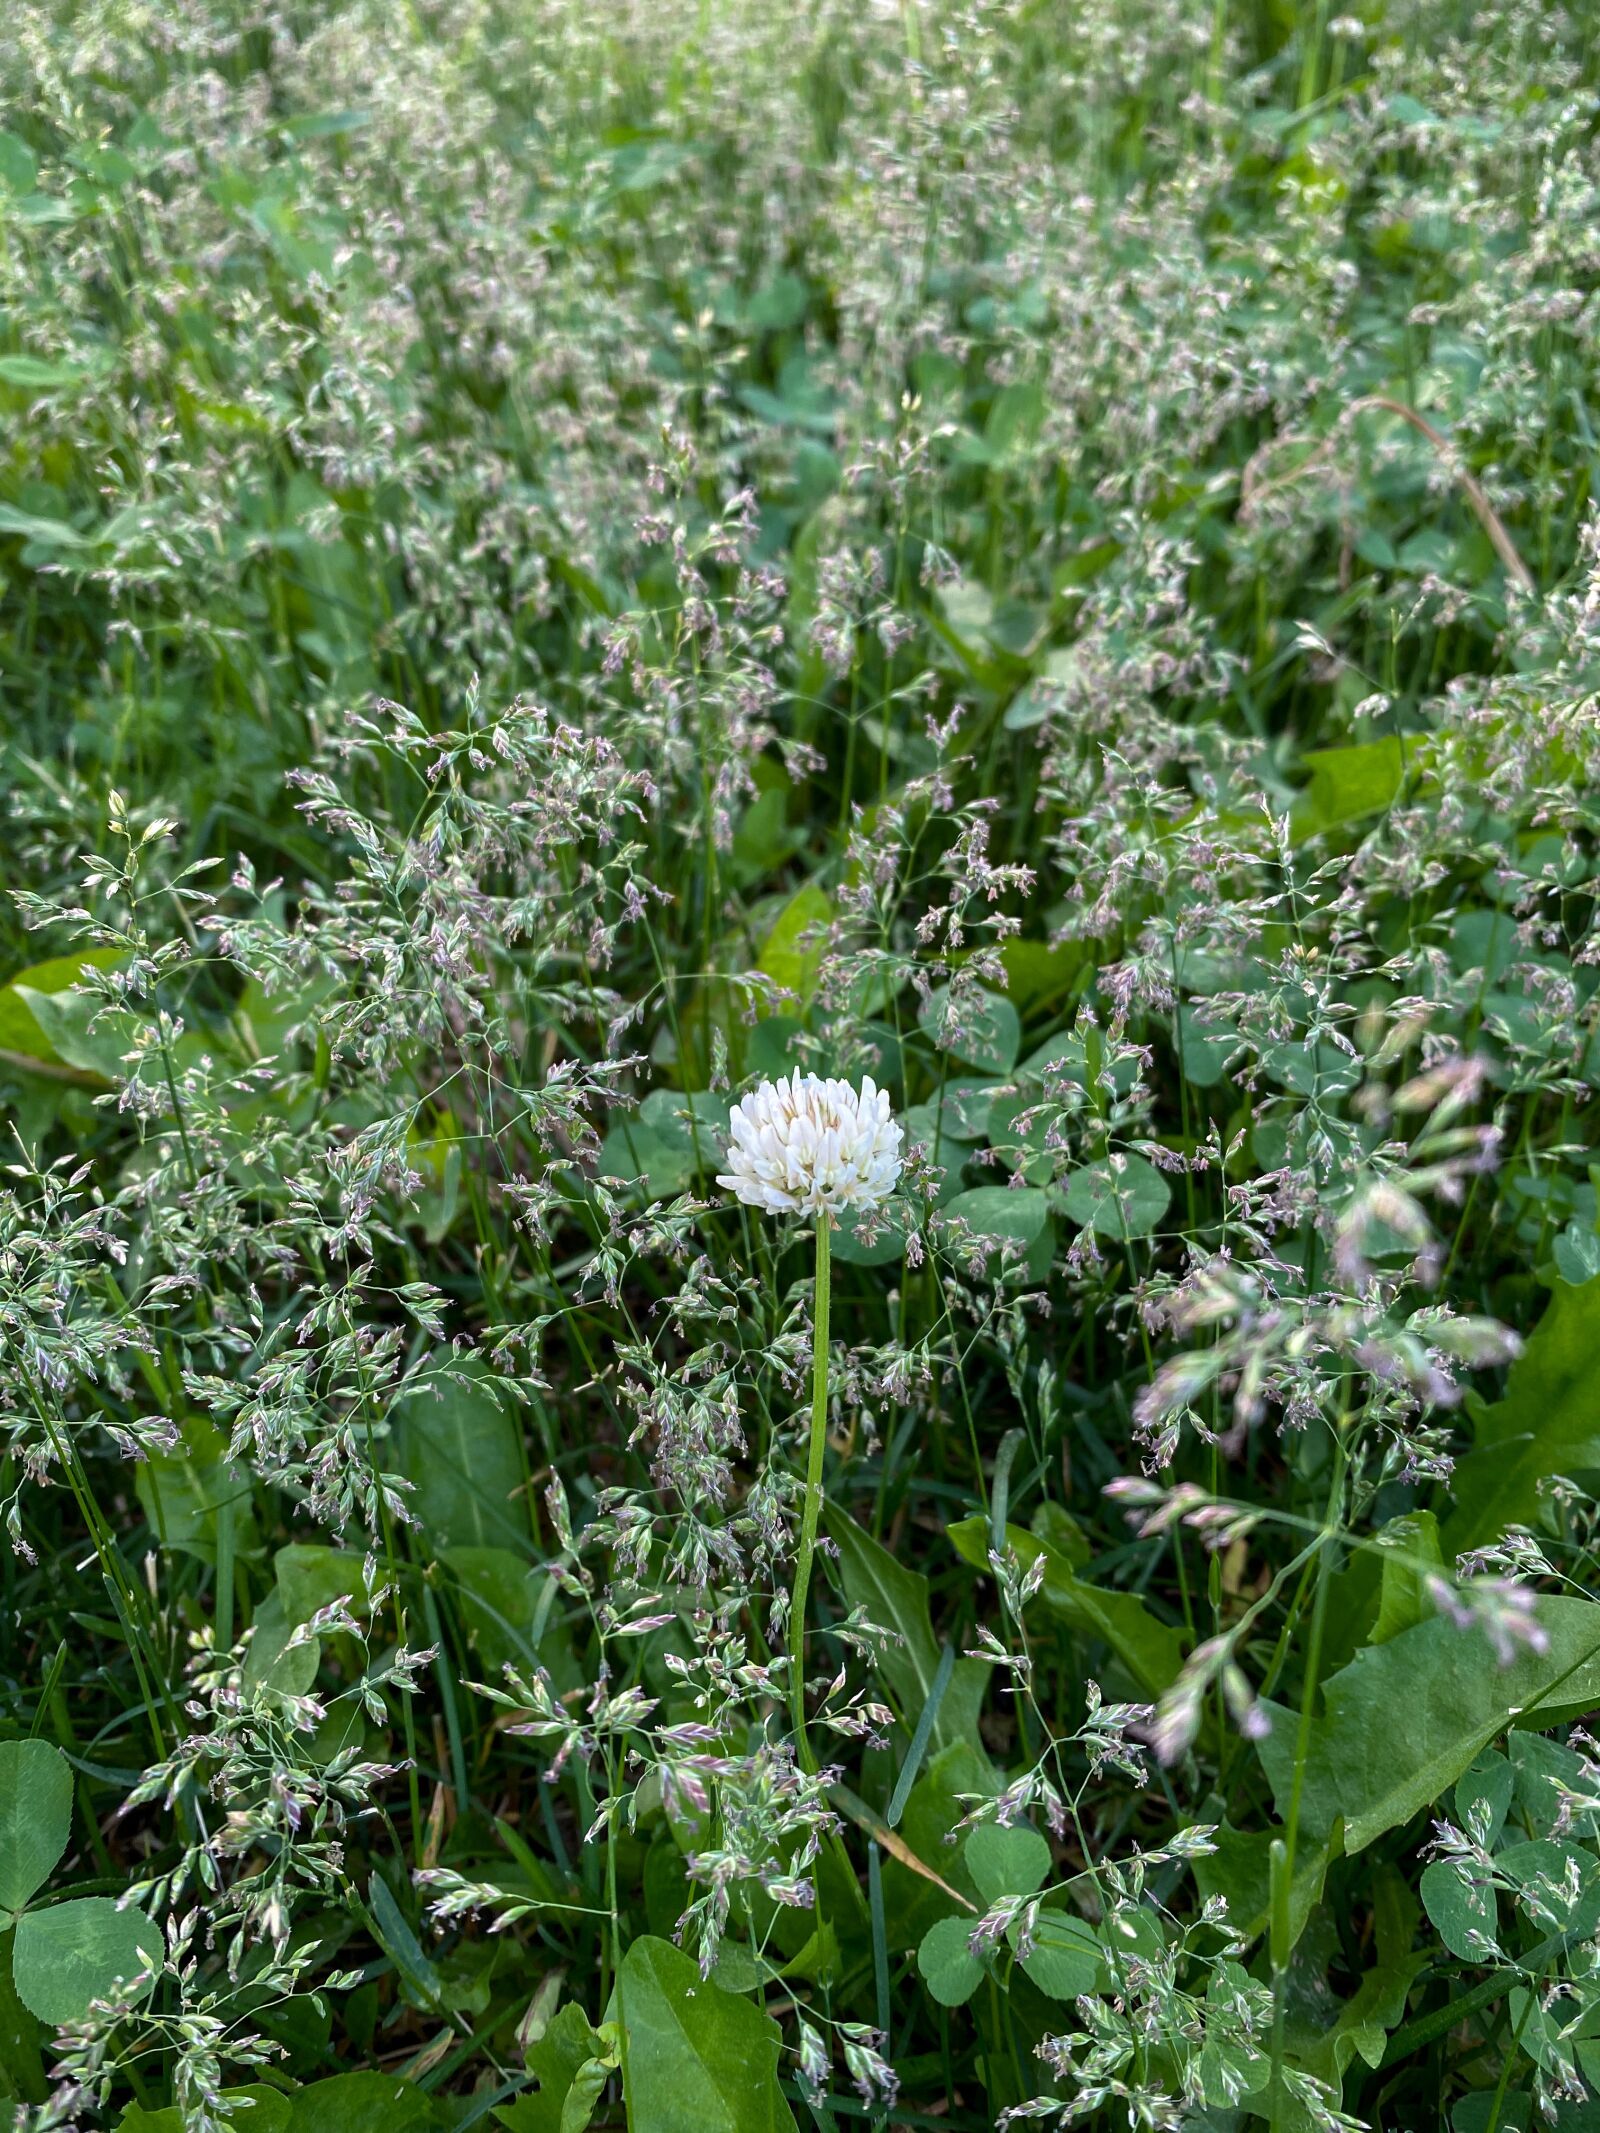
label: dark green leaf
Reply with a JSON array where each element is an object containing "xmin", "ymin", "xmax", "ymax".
[
  {"xmin": 1058, "ymin": 1153, "xmax": 1170, "ymax": 1240},
  {"xmin": 917, "ymin": 986, "xmax": 1020, "ymax": 1073},
  {"xmin": 393, "ymin": 1358, "xmax": 528, "ymax": 1554},
  {"xmin": 1419, "ymin": 1859, "xmax": 1497, "ymax": 1960},
  {"xmin": 286, "ymin": 2073, "xmax": 439, "ymax": 2133},
  {"xmin": 947, "ymin": 1513, "xmax": 1185, "ymax": 1695},
  {"xmin": 0, "ymin": 1742, "xmax": 72, "ymax": 1915},
  {"xmin": 1018, "ymin": 1911, "xmax": 1102, "ymax": 2000},
  {"xmin": 1446, "ymin": 1279, "xmax": 1600, "ymax": 1555},
  {"xmin": 965, "ymin": 1824, "xmax": 1049, "ymax": 1903},
  {"xmin": 826, "ymin": 1508, "xmax": 987, "ymax": 1752},
  {"xmin": 495, "ymin": 2004, "xmax": 610, "ymax": 2133},
  {"xmin": 1256, "ymin": 1599, "xmax": 1600, "ymax": 1853},
  {"xmin": 915, "ymin": 1916, "xmax": 983, "ymax": 2008},
  {"xmin": 12, "ymin": 1899, "xmax": 161, "ymax": 2024}
]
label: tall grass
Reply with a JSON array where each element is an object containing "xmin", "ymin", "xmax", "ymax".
[{"xmin": 2, "ymin": 2, "xmax": 1600, "ymax": 2129}]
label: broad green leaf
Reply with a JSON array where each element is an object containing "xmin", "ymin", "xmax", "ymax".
[
  {"xmin": 941, "ymin": 1185, "xmax": 1053, "ymax": 1282},
  {"xmin": 0, "ymin": 356, "xmax": 83, "ymax": 389},
  {"xmin": 241, "ymin": 1590, "xmax": 320, "ymax": 1696},
  {"xmin": 12, "ymin": 986, "xmax": 130, "ymax": 1077},
  {"xmin": 276, "ymin": 1544, "xmax": 368, "ymax": 1627},
  {"xmin": 1293, "ymin": 1874, "xmax": 1426, "ymax": 2089},
  {"xmin": 981, "ymin": 1095, "xmax": 1059, "ymax": 1187},
  {"xmin": 743, "ymin": 1014, "xmax": 805, "ymax": 1082},
  {"xmin": 282, "ymin": 108, "xmax": 373, "ymax": 140},
  {"xmin": 557, "ymin": 2052, "xmax": 612, "ymax": 2133},
  {"xmin": 1445, "ymin": 1279, "xmax": 1600, "ymax": 1555},
  {"xmin": 1293, "ymin": 736, "xmax": 1414, "ymax": 836},
  {"xmin": 1000, "ymin": 936, "xmax": 1084, "ymax": 1010},
  {"xmin": 287, "ymin": 2072, "xmax": 439, "ymax": 2133},
  {"xmin": 1175, "ymin": 1007, "xmax": 1236, "ymax": 1089},
  {"xmin": 829, "ymin": 1198, "xmax": 915, "ymax": 1267},
  {"xmin": 442, "ymin": 1546, "xmax": 542, "ymax": 1676},
  {"xmin": 1058, "ymin": 1152, "xmax": 1170, "ymax": 1240},
  {"xmin": 0, "ymin": 504, "xmax": 93, "ymax": 550},
  {"xmin": 613, "ymin": 1935, "xmax": 796, "ymax": 2132},
  {"xmin": 756, "ymin": 885, "xmax": 831, "ymax": 1006},
  {"xmin": 826, "ymin": 1508, "xmax": 986, "ymax": 1752},
  {"xmin": 1004, "ymin": 646, "xmax": 1076, "ymax": 732},
  {"xmin": 117, "ymin": 2086, "xmax": 291, "ymax": 2133},
  {"xmin": 1499, "ymin": 1838, "xmax": 1600, "ymax": 1936},
  {"xmin": 597, "ymin": 1122, "xmax": 694, "ymax": 1200},
  {"xmin": 898, "ymin": 1102, "xmax": 969, "ymax": 1196},
  {"xmin": 233, "ymin": 972, "xmax": 337, "ymax": 1061},
  {"xmin": 983, "ymin": 379, "xmax": 1045, "ymax": 462},
  {"xmin": 0, "ymin": 132, "xmax": 38, "ymax": 191},
  {"xmin": 933, "ymin": 576, "xmax": 995, "ymax": 657},
  {"xmin": 1369, "ymin": 1510, "xmax": 1445, "ymax": 1645},
  {"xmin": 917, "ymin": 986, "xmax": 1020, "ymax": 1073},
  {"xmin": 136, "ymin": 1416, "xmax": 256, "ymax": 1566},
  {"xmin": 1455, "ymin": 1750, "xmax": 1515, "ymax": 1846},
  {"xmin": 1197, "ymin": 1964, "xmax": 1272, "ymax": 2106},
  {"xmin": 1451, "ymin": 2100, "xmax": 1530, "ymax": 2133},
  {"xmin": 942, "ymin": 1186, "xmax": 1049, "ymax": 1248},
  {"xmin": 0, "ymin": 950, "xmax": 124, "ymax": 1070},
  {"xmin": 638, "ymin": 1088, "xmax": 729, "ymax": 1172},
  {"xmin": 903, "ymin": 1084, "xmax": 989, "ymax": 1151},
  {"xmin": 1256, "ymin": 1598, "xmax": 1600, "ymax": 1853},
  {"xmin": 1193, "ymin": 1818, "xmax": 1341, "ymax": 1949},
  {"xmin": 1419, "ymin": 1858, "xmax": 1497, "ymax": 1960},
  {"xmin": 495, "ymin": 2003, "xmax": 609, "ymax": 2133},
  {"xmin": 1017, "ymin": 1911, "xmax": 1101, "ymax": 2000},
  {"xmin": 393, "ymin": 1358, "xmax": 527, "ymax": 1553},
  {"xmin": 1554, "ymin": 1223, "xmax": 1600, "ymax": 1287},
  {"xmin": 1507, "ymin": 1731, "xmax": 1589, "ymax": 1836},
  {"xmin": 1260, "ymin": 1037, "xmax": 1361, "ymax": 1100},
  {"xmin": 877, "ymin": 1741, "xmax": 997, "ymax": 1950},
  {"xmin": 965, "ymin": 1824, "xmax": 1050, "ymax": 1903},
  {"xmin": 916, "ymin": 1916, "xmax": 983, "ymax": 2007},
  {"xmin": 0, "ymin": 1741, "xmax": 72, "ymax": 1913},
  {"xmin": 947, "ymin": 1513, "xmax": 1186, "ymax": 1695},
  {"xmin": 12, "ymin": 1899, "xmax": 160, "ymax": 2023}
]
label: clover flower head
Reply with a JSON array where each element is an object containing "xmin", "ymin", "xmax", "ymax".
[{"xmin": 718, "ymin": 1070, "xmax": 902, "ymax": 1218}]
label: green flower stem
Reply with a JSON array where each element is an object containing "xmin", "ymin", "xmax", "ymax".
[
  {"xmin": 1269, "ymin": 1419, "xmax": 1347, "ymax": 2129},
  {"xmin": 790, "ymin": 1211, "xmax": 831, "ymax": 1768}
]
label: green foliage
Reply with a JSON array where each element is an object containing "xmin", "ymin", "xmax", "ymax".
[
  {"xmin": 612, "ymin": 1938, "xmax": 795, "ymax": 2133},
  {"xmin": 1445, "ymin": 1277, "xmax": 1600, "ymax": 1555},
  {"xmin": 1256, "ymin": 1601, "xmax": 1600, "ymax": 1854},
  {"xmin": 0, "ymin": 1741, "xmax": 72, "ymax": 1915},
  {"xmin": 5, "ymin": 0, "xmax": 1600, "ymax": 2126},
  {"xmin": 827, "ymin": 1508, "xmax": 987, "ymax": 1753},
  {"xmin": 11, "ymin": 1901, "xmax": 161, "ymax": 2027}
]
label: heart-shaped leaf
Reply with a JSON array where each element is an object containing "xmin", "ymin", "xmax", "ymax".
[
  {"xmin": 916, "ymin": 1916, "xmax": 983, "ymax": 2008},
  {"xmin": 942, "ymin": 1187, "xmax": 1049, "ymax": 1250},
  {"xmin": 0, "ymin": 1739, "xmax": 73, "ymax": 1914},
  {"xmin": 918, "ymin": 987, "xmax": 1020, "ymax": 1073},
  {"xmin": 1016, "ymin": 1910, "xmax": 1102, "ymax": 1999},
  {"xmin": 965, "ymin": 1823, "xmax": 1050, "ymax": 1904},
  {"xmin": 1059, "ymin": 1152, "xmax": 1170, "ymax": 1240},
  {"xmin": 12, "ymin": 1897, "xmax": 161, "ymax": 2023}
]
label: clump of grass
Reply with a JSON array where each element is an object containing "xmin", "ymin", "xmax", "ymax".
[{"xmin": 3, "ymin": 2, "xmax": 1600, "ymax": 2129}]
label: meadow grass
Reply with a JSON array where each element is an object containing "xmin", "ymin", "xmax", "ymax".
[{"xmin": 3, "ymin": 1, "xmax": 1600, "ymax": 2128}]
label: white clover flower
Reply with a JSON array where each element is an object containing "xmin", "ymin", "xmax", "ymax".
[{"xmin": 718, "ymin": 1070, "xmax": 902, "ymax": 1218}]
